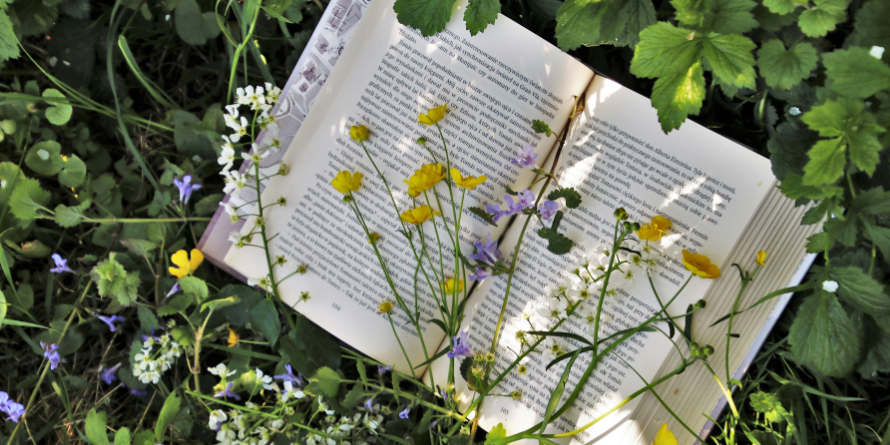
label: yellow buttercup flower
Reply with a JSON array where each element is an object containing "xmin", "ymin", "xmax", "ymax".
[
  {"xmin": 756, "ymin": 250, "xmax": 766, "ymax": 266},
  {"xmin": 226, "ymin": 326, "xmax": 239, "ymax": 347},
  {"xmin": 442, "ymin": 278, "xmax": 464, "ymax": 293},
  {"xmin": 377, "ymin": 300, "xmax": 395, "ymax": 314},
  {"xmin": 682, "ymin": 249, "xmax": 721, "ymax": 279},
  {"xmin": 404, "ymin": 163, "xmax": 445, "ymax": 197},
  {"xmin": 169, "ymin": 249, "xmax": 203, "ymax": 278},
  {"xmin": 350, "ymin": 125, "xmax": 370, "ymax": 142},
  {"xmin": 653, "ymin": 424, "xmax": 678, "ymax": 445},
  {"xmin": 331, "ymin": 171, "xmax": 363, "ymax": 194},
  {"xmin": 418, "ymin": 104, "xmax": 447, "ymax": 125},
  {"xmin": 636, "ymin": 215, "xmax": 672, "ymax": 242},
  {"xmin": 450, "ymin": 168, "xmax": 487, "ymax": 190},
  {"xmin": 400, "ymin": 205, "xmax": 440, "ymax": 225}
]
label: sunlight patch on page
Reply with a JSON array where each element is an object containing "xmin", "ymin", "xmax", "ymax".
[
  {"xmin": 711, "ymin": 192, "xmax": 725, "ymax": 212},
  {"xmin": 596, "ymin": 80, "xmax": 623, "ymax": 104},
  {"xmin": 560, "ymin": 154, "xmax": 599, "ymax": 189}
]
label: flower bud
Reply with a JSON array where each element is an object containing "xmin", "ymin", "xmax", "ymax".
[
  {"xmin": 614, "ymin": 207, "xmax": 628, "ymax": 220},
  {"xmin": 417, "ymin": 137, "xmax": 427, "ymax": 144},
  {"xmin": 368, "ymin": 232, "xmax": 381, "ymax": 244},
  {"xmin": 702, "ymin": 345, "xmax": 715, "ymax": 356},
  {"xmin": 297, "ymin": 264, "xmax": 308, "ymax": 274},
  {"xmin": 511, "ymin": 390, "xmax": 522, "ymax": 401},
  {"xmin": 695, "ymin": 299, "xmax": 707, "ymax": 309}
]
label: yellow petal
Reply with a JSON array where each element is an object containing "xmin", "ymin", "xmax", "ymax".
[
  {"xmin": 227, "ymin": 326, "xmax": 239, "ymax": 347},
  {"xmin": 169, "ymin": 266, "xmax": 187, "ymax": 278},
  {"xmin": 171, "ymin": 250, "xmax": 190, "ymax": 268},
  {"xmin": 189, "ymin": 249, "xmax": 204, "ymax": 272},
  {"xmin": 653, "ymin": 424, "xmax": 678, "ymax": 445},
  {"xmin": 756, "ymin": 250, "xmax": 766, "ymax": 266}
]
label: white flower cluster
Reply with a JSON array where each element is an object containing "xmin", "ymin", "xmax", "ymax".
[
  {"xmin": 210, "ymin": 408, "xmax": 283, "ymax": 445},
  {"xmin": 132, "ymin": 333, "xmax": 183, "ymax": 384},
  {"xmin": 218, "ymin": 83, "xmax": 284, "ymax": 222}
]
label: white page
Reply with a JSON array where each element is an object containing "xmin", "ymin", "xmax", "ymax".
[{"xmin": 223, "ymin": 0, "xmax": 593, "ymax": 373}]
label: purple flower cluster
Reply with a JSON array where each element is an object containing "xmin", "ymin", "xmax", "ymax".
[
  {"xmin": 447, "ymin": 331, "xmax": 472, "ymax": 359},
  {"xmin": 173, "ymin": 175, "xmax": 202, "ymax": 204},
  {"xmin": 50, "ymin": 254, "xmax": 72, "ymax": 274},
  {"xmin": 0, "ymin": 391, "xmax": 25, "ymax": 423},
  {"xmin": 510, "ymin": 144, "xmax": 538, "ymax": 168},
  {"xmin": 468, "ymin": 267, "xmax": 491, "ymax": 281},
  {"xmin": 41, "ymin": 342, "xmax": 60, "ymax": 370},
  {"xmin": 539, "ymin": 200, "xmax": 559, "ymax": 223},
  {"xmin": 487, "ymin": 190, "xmax": 536, "ymax": 223},
  {"xmin": 273, "ymin": 364, "xmax": 303, "ymax": 386},
  {"xmin": 469, "ymin": 235, "xmax": 501, "ymax": 265}
]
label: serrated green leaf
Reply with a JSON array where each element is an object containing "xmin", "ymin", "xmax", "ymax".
[
  {"xmin": 486, "ymin": 423, "xmax": 507, "ymax": 444},
  {"xmin": 855, "ymin": 0, "xmax": 890, "ymax": 63},
  {"xmin": 762, "ymin": 0, "xmax": 805, "ymax": 14},
  {"xmin": 53, "ymin": 200, "xmax": 90, "ymax": 228},
  {"xmin": 673, "ymin": 0, "xmax": 757, "ymax": 33},
  {"xmin": 178, "ymin": 276, "xmax": 208, "ymax": 301},
  {"xmin": 394, "ymin": 0, "xmax": 460, "ymax": 37},
  {"xmin": 464, "ymin": 0, "xmax": 499, "ymax": 35},
  {"xmin": 757, "ymin": 40, "xmax": 819, "ymax": 90},
  {"xmin": 769, "ymin": 119, "xmax": 819, "ymax": 177},
  {"xmin": 555, "ymin": 0, "xmax": 655, "ymax": 50},
  {"xmin": 789, "ymin": 290, "xmax": 861, "ymax": 377},
  {"xmin": 0, "ymin": 8, "xmax": 20, "ymax": 63},
  {"xmin": 537, "ymin": 227, "xmax": 574, "ymax": 254},
  {"xmin": 798, "ymin": 0, "xmax": 848, "ymax": 37},
  {"xmin": 158, "ymin": 294, "xmax": 194, "ymax": 316},
  {"xmin": 801, "ymin": 98, "xmax": 885, "ymax": 178},
  {"xmin": 155, "ymin": 391, "xmax": 181, "ymax": 442},
  {"xmin": 312, "ymin": 366, "xmax": 342, "ymax": 397},
  {"xmin": 824, "ymin": 213, "xmax": 858, "ymax": 245},
  {"xmin": 805, "ymin": 231, "xmax": 834, "ymax": 253},
  {"xmin": 749, "ymin": 392, "xmax": 789, "ymax": 423},
  {"xmin": 85, "ymin": 409, "xmax": 110, "ymax": 445},
  {"xmin": 532, "ymin": 119, "xmax": 553, "ymax": 136},
  {"xmin": 631, "ymin": 22, "xmax": 702, "ymax": 79},
  {"xmin": 547, "ymin": 188, "xmax": 582, "ymax": 208},
  {"xmin": 802, "ymin": 139, "xmax": 846, "ymax": 185},
  {"xmin": 469, "ymin": 206, "xmax": 498, "ymax": 226},
  {"xmin": 776, "ymin": 173, "xmax": 843, "ymax": 200},
  {"xmin": 829, "ymin": 266, "xmax": 890, "ymax": 314},
  {"xmin": 9, "ymin": 177, "xmax": 51, "ymax": 223},
  {"xmin": 823, "ymin": 47, "xmax": 890, "ymax": 99},
  {"xmin": 114, "ymin": 427, "xmax": 131, "ymax": 445},
  {"xmin": 249, "ymin": 299, "xmax": 280, "ymax": 345},
  {"xmin": 852, "ymin": 187, "xmax": 890, "ymax": 215},
  {"xmin": 91, "ymin": 253, "xmax": 140, "ymax": 306},
  {"xmin": 701, "ymin": 33, "xmax": 757, "ymax": 89},
  {"xmin": 863, "ymin": 219, "xmax": 890, "ymax": 261},
  {"xmin": 651, "ymin": 62, "xmax": 706, "ymax": 132},
  {"xmin": 12, "ymin": 1, "xmax": 58, "ymax": 36},
  {"xmin": 42, "ymin": 89, "xmax": 73, "ymax": 126},
  {"xmin": 137, "ymin": 305, "xmax": 160, "ymax": 332},
  {"xmin": 25, "ymin": 141, "xmax": 62, "ymax": 176}
]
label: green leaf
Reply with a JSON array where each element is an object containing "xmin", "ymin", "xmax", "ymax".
[
  {"xmin": 9, "ymin": 177, "xmax": 51, "ymax": 223},
  {"xmin": 749, "ymin": 392, "xmax": 790, "ymax": 423},
  {"xmin": 537, "ymin": 227, "xmax": 574, "ymax": 254},
  {"xmin": 802, "ymin": 138, "xmax": 846, "ymax": 186},
  {"xmin": 137, "ymin": 305, "xmax": 161, "ymax": 332},
  {"xmin": 114, "ymin": 427, "xmax": 131, "ymax": 445},
  {"xmin": 673, "ymin": 0, "xmax": 758, "ymax": 34},
  {"xmin": 829, "ymin": 266, "xmax": 890, "ymax": 314},
  {"xmin": 11, "ymin": 1, "xmax": 58, "ymax": 36},
  {"xmin": 776, "ymin": 173, "xmax": 843, "ymax": 200},
  {"xmin": 555, "ymin": 0, "xmax": 656, "ymax": 50},
  {"xmin": 789, "ymin": 290, "xmax": 861, "ymax": 377},
  {"xmin": 178, "ymin": 276, "xmax": 209, "ymax": 301},
  {"xmin": 631, "ymin": 22, "xmax": 702, "ymax": 79},
  {"xmin": 805, "ymin": 231, "xmax": 835, "ymax": 253},
  {"xmin": 801, "ymin": 98, "xmax": 885, "ymax": 178},
  {"xmin": 155, "ymin": 391, "xmax": 181, "ymax": 442},
  {"xmin": 823, "ymin": 47, "xmax": 890, "ymax": 99},
  {"xmin": 174, "ymin": 0, "xmax": 222, "ymax": 45},
  {"xmin": 0, "ymin": 286, "xmax": 6, "ymax": 330},
  {"xmin": 547, "ymin": 188, "xmax": 582, "ymax": 208},
  {"xmin": 85, "ymin": 409, "xmax": 110, "ymax": 445},
  {"xmin": 532, "ymin": 119, "xmax": 553, "ymax": 136},
  {"xmin": 701, "ymin": 33, "xmax": 757, "ymax": 89},
  {"xmin": 863, "ymin": 219, "xmax": 890, "ymax": 261},
  {"xmin": 0, "ymin": 7, "xmax": 20, "ymax": 63},
  {"xmin": 769, "ymin": 120, "xmax": 819, "ymax": 180},
  {"xmin": 650, "ymin": 62, "xmax": 706, "ymax": 133},
  {"xmin": 91, "ymin": 253, "xmax": 140, "ymax": 306},
  {"xmin": 852, "ymin": 187, "xmax": 890, "ymax": 215},
  {"xmin": 485, "ymin": 423, "xmax": 507, "ymax": 444},
  {"xmin": 855, "ymin": 0, "xmax": 890, "ymax": 63},
  {"xmin": 201, "ymin": 295, "xmax": 240, "ymax": 312},
  {"xmin": 158, "ymin": 294, "xmax": 194, "ymax": 316},
  {"xmin": 249, "ymin": 299, "xmax": 281, "ymax": 345},
  {"xmin": 394, "ymin": 0, "xmax": 460, "ymax": 37},
  {"xmin": 762, "ymin": 0, "xmax": 805, "ymax": 14},
  {"xmin": 798, "ymin": 0, "xmax": 848, "ymax": 37},
  {"xmin": 464, "ymin": 0, "xmax": 499, "ymax": 35},
  {"xmin": 54, "ymin": 153, "xmax": 86, "ymax": 188},
  {"xmin": 757, "ymin": 40, "xmax": 819, "ymax": 90},
  {"xmin": 42, "ymin": 89, "xmax": 73, "ymax": 126},
  {"xmin": 469, "ymin": 206, "xmax": 498, "ymax": 226},
  {"xmin": 279, "ymin": 317, "xmax": 342, "ymax": 376},
  {"xmin": 25, "ymin": 141, "xmax": 63, "ymax": 176},
  {"xmin": 312, "ymin": 366, "xmax": 342, "ymax": 397},
  {"xmin": 194, "ymin": 193, "xmax": 225, "ymax": 216},
  {"xmin": 858, "ymin": 318, "xmax": 890, "ymax": 378},
  {"xmin": 120, "ymin": 238, "xmax": 157, "ymax": 256},
  {"xmin": 53, "ymin": 200, "xmax": 91, "ymax": 228}
]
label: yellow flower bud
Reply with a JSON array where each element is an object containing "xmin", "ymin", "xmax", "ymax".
[
  {"xmin": 349, "ymin": 125, "xmax": 370, "ymax": 142},
  {"xmin": 756, "ymin": 250, "xmax": 766, "ymax": 266}
]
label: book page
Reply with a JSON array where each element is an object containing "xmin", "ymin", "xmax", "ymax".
[
  {"xmin": 431, "ymin": 76, "xmax": 775, "ymax": 443},
  {"xmin": 223, "ymin": 0, "xmax": 593, "ymax": 373}
]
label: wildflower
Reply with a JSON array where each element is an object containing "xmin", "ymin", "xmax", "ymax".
[
  {"xmin": 273, "ymin": 364, "xmax": 303, "ymax": 386},
  {"xmin": 517, "ymin": 364, "xmax": 528, "ymax": 375},
  {"xmin": 822, "ymin": 280, "xmax": 838, "ymax": 293},
  {"xmin": 510, "ymin": 144, "xmax": 538, "ymax": 168},
  {"xmin": 213, "ymin": 382, "xmax": 241, "ymax": 400},
  {"xmin": 788, "ymin": 107, "xmax": 801, "ymax": 116},
  {"xmin": 350, "ymin": 125, "xmax": 371, "ymax": 142},
  {"xmin": 487, "ymin": 203, "xmax": 508, "ymax": 222},
  {"xmin": 97, "ymin": 314, "xmax": 125, "ymax": 332},
  {"xmin": 248, "ymin": 276, "xmax": 272, "ymax": 291},
  {"xmin": 517, "ymin": 189, "xmax": 536, "ymax": 209},
  {"xmin": 450, "ymin": 168, "xmax": 487, "ymax": 189},
  {"xmin": 261, "ymin": 124, "xmax": 281, "ymax": 151},
  {"xmin": 681, "ymin": 250, "xmax": 721, "ymax": 279},
  {"xmin": 364, "ymin": 398, "xmax": 374, "ymax": 411},
  {"xmin": 377, "ymin": 300, "xmax": 395, "ymax": 314},
  {"xmin": 130, "ymin": 389, "xmax": 148, "ymax": 396},
  {"xmin": 470, "ymin": 234, "xmax": 502, "ymax": 265},
  {"xmin": 368, "ymin": 232, "xmax": 381, "ymax": 244},
  {"xmin": 208, "ymin": 409, "xmax": 227, "ymax": 431},
  {"xmin": 614, "ymin": 207, "xmax": 628, "ymax": 220},
  {"xmin": 208, "ymin": 363, "xmax": 236, "ymax": 377},
  {"xmin": 169, "ymin": 249, "xmax": 203, "ymax": 278},
  {"xmin": 377, "ymin": 365, "xmax": 392, "ymax": 374},
  {"xmin": 400, "ymin": 205, "xmax": 439, "ymax": 225},
  {"xmin": 469, "ymin": 267, "xmax": 491, "ymax": 281},
  {"xmin": 756, "ymin": 250, "xmax": 766, "ymax": 266},
  {"xmin": 173, "ymin": 175, "xmax": 202, "ymax": 204},
  {"xmin": 418, "ymin": 104, "xmax": 447, "ymax": 125},
  {"xmin": 166, "ymin": 282, "xmax": 181, "ymax": 297},
  {"xmin": 237, "ymin": 85, "xmax": 266, "ymax": 109},
  {"xmin": 399, "ymin": 408, "xmax": 410, "ymax": 419},
  {"xmin": 541, "ymin": 340, "xmax": 564, "ymax": 362},
  {"xmin": 636, "ymin": 215, "xmax": 672, "ymax": 242},
  {"xmin": 654, "ymin": 423, "xmax": 678, "ymax": 445},
  {"xmin": 100, "ymin": 363, "xmax": 122, "ymax": 385},
  {"xmin": 0, "ymin": 392, "xmax": 25, "ymax": 423},
  {"xmin": 265, "ymin": 82, "xmax": 282, "ymax": 104},
  {"xmin": 226, "ymin": 326, "xmax": 239, "ymax": 347},
  {"xmin": 539, "ymin": 200, "xmax": 559, "ymax": 223},
  {"xmin": 442, "ymin": 278, "xmax": 464, "ymax": 293},
  {"xmin": 870, "ymin": 46, "xmax": 885, "ymax": 59},
  {"xmin": 50, "ymin": 253, "xmax": 72, "ymax": 274},
  {"xmin": 41, "ymin": 342, "xmax": 61, "ymax": 370},
  {"xmin": 404, "ymin": 163, "xmax": 445, "ymax": 197},
  {"xmin": 331, "ymin": 171, "xmax": 363, "ymax": 194},
  {"xmin": 447, "ymin": 331, "xmax": 473, "ymax": 358},
  {"xmin": 226, "ymin": 116, "xmax": 250, "ymax": 142},
  {"xmin": 511, "ymin": 390, "xmax": 522, "ymax": 401}
]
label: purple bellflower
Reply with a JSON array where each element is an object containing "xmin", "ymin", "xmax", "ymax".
[
  {"xmin": 510, "ymin": 144, "xmax": 538, "ymax": 168},
  {"xmin": 213, "ymin": 382, "xmax": 241, "ymax": 400},
  {"xmin": 469, "ymin": 234, "xmax": 501, "ymax": 266},
  {"xmin": 468, "ymin": 267, "xmax": 491, "ymax": 281},
  {"xmin": 399, "ymin": 408, "xmax": 410, "ymax": 419},
  {"xmin": 273, "ymin": 364, "xmax": 303, "ymax": 386},
  {"xmin": 166, "ymin": 282, "xmax": 181, "ymax": 297},
  {"xmin": 364, "ymin": 398, "xmax": 374, "ymax": 411},
  {"xmin": 0, "ymin": 392, "xmax": 25, "ymax": 423},
  {"xmin": 101, "ymin": 363, "xmax": 122, "ymax": 385},
  {"xmin": 41, "ymin": 342, "xmax": 61, "ymax": 370},
  {"xmin": 487, "ymin": 203, "xmax": 507, "ymax": 223},
  {"xmin": 539, "ymin": 200, "xmax": 559, "ymax": 223},
  {"xmin": 50, "ymin": 254, "xmax": 72, "ymax": 274},
  {"xmin": 447, "ymin": 331, "xmax": 473, "ymax": 359},
  {"xmin": 173, "ymin": 175, "xmax": 202, "ymax": 204},
  {"xmin": 517, "ymin": 189, "xmax": 536, "ymax": 208},
  {"xmin": 98, "ymin": 314, "xmax": 125, "ymax": 332}
]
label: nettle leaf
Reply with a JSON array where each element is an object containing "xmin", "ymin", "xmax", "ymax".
[
  {"xmin": 757, "ymin": 40, "xmax": 819, "ymax": 90},
  {"xmin": 469, "ymin": 206, "xmax": 498, "ymax": 226},
  {"xmin": 651, "ymin": 62, "xmax": 706, "ymax": 132},
  {"xmin": 855, "ymin": 0, "xmax": 890, "ymax": 62},
  {"xmin": 823, "ymin": 47, "xmax": 890, "ymax": 99},
  {"xmin": 548, "ymin": 188, "xmax": 582, "ymax": 208},
  {"xmin": 673, "ymin": 0, "xmax": 758, "ymax": 34},
  {"xmin": 555, "ymin": 0, "xmax": 656, "ymax": 50},
  {"xmin": 789, "ymin": 290, "xmax": 861, "ymax": 377},
  {"xmin": 798, "ymin": 0, "xmax": 849, "ymax": 37},
  {"xmin": 394, "ymin": 0, "xmax": 460, "ymax": 37},
  {"xmin": 42, "ymin": 89, "xmax": 73, "ymax": 126},
  {"xmin": 9, "ymin": 177, "xmax": 51, "ymax": 224},
  {"xmin": 464, "ymin": 0, "xmax": 500, "ymax": 36},
  {"xmin": 25, "ymin": 141, "xmax": 63, "ymax": 176},
  {"xmin": 801, "ymin": 98, "xmax": 886, "ymax": 182},
  {"xmin": 249, "ymin": 299, "xmax": 281, "ymax": 345},
  {"xmin": 829, "ymin": 266, "xmax": 890, "ymax": 314},
  {"xmin": 762, "ymin": 0, "xmax": 806, "ymax": 15},
  {"xmin": 631, "ymin": 22, "xmax": 702, "ymax": 79},
  {"xmin": 54, "ymin": 200, "xmax": 91, "ymax": 228},
  {"xmin": 852, "ymin": 187, "xmax": 890, "ymax": 215},
  {"xmin": 0, "ymin": 6, "xmax": 20, "ymax": 63}
]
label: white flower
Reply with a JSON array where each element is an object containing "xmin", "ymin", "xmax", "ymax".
[
  {"xmin": 265, "ymin": 82, "xmax": 282, "ymax": 104},
  {"xmin": 521, "ymin": 301, "xmax": 536, "ymax": 321},
  {"xmin": 543, "ymin": 296, "xmax": 568, "ymax": 319},
  {"xmin": 261, "ymin": 123, "xmax": 281, "ymax": 152},
  {"xmin": 208, "ymin": 363, "xmax": 236, "ymax": 377},
  {"xmin": 228, "ymin": 231, "xmax": 242, "ymax": 244},
  {"xmin": 822, "ymin": 280, "xmax": 838, "ymax": 293},
  {"xmin": 541, "ymin": 339, "xmax": 563, "ymax": 362},
  {"xmin": 788, "ymin": 107, "xmax": 801, "ymax": 116},
  {"xmin": 870, "ymin": 46, "xmax": 885, "ymax": 59},
  {"xmin": 575, "ymin": 305, "xmax": 597, "ymax": 336},
  {"xmin": 221, "ymin": 203, "xmax": 238, "ymax": 217},
  {"xmin": 209, "ymin": 409, "xmax": 228, "ymax": 431},
  {"xmin": 256, "ymin": 368, "xmax": 274, "ymax": 390},
  {"xmin": 218, "ymin": 140, "xmax": 236, "ymax": 171},
  {"xmin": 227, "ymin": 116, "xmax": 250, "ymax": 142},
  {"xmin": 281, "ymin": 380, "xmax": 305, "ymax": 402},
  {"xmin": 237, "ymin": 85, "xmax": 266, "ymax": 110},
  {"xmin": 222, "ymin": 170, "xmax": 248, "ymax": 195},
  {"xmin": 224, "ymin": 105, "xmax": 241, "ymax": 130},
  {"xmin": 0, "ymin": 180, "xmax": 6, "ymax": 188}
]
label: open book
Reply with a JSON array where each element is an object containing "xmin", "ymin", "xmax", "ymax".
[{"xmin": 212, "ymin": 0, "xmax": 820, "ymax": 443}]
